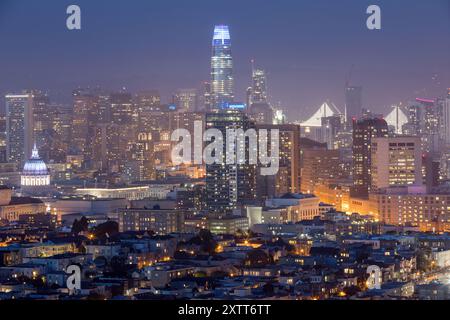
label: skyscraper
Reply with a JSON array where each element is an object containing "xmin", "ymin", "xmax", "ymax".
[
  {"xmin": 72, "ymin": 89, "xmax": 98, "ymax": 159},
  {"xmin": 250, "ymin": 67, "xmax": 268, "ymax": 105},
  {"xmin": 32, "ymin": 91, "xmax": 52, "ymax": 150},
  {"xmin": 416, "ymin": 98, "xmax": 440, "ymax": 155},
  {"xmin": 111, "ymin": 92, "xmax": 137, "ymax": 173},
  {"xmin": 211, "ymin": 25, "xmax": 234, "ymax": 108},
  {"xmin": 351, "ymin": 118, "xmax": 388, "ymax": 199},
  {"xmin": 205, "ymin": 110, "xmax": 256, "ymax": 214},
  {"xmin": 300, "ymin": 147, "xmax": 341, "ymax": 195},
  {"xmin": 5, "ymin": 93, "xmax": 34, "ymax": 168},
  {"xmin": 442, "ymin": 89, "xmax": 450, "ymax": 146},
  {"xmin": 173, "ymin": 89, "xmax": 198, "ymax": 112},
  {"xmin": 345, "ymin": 86, "xmax": 362, "ymax": 122},
  {"xmin": 247, "ymin": 65, "xmax": 272, "ymax": 124},
  {"xmin": 110, "ymin": 92, "xmax": 134, "ymax": 126},
  {"xmin": 257, "ymin": 124, "xmax": 301, "ymax": 198}
]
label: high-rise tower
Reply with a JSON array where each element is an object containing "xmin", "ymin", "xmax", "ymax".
[
  {"xmin": 351, "ymin": 118, "xmax": 388, "ymax": 199},
  {"xmin": 5, "ymin": 93, "xmax": 34, "ymax": 168},
  {"xmin": 345, "ymin": 86, "xmax": 362, "ymax": 122},
  {"xmin": 211, "ymin": 25, "xmax": 234, "ymax": 108},
  {"xmin": 205, "ymin": 110, "xmax": 256, "ymax": 214},
  {"xmin": 250, "ymin": 67, "xmax": 268, "ymax": 105}
]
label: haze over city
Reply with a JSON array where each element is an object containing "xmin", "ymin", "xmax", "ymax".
[
  {"xmin": 1, "ymin": 0, "xmax": 450, "ymax": 304},
  {"xmin": 0, "ymin": 0, "xmax": 449, "ymax": 120}
]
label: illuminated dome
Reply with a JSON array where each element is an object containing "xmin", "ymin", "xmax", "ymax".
[{"xmin": 21, "ymin": 144, "xmax": 50, "ymax": 187}]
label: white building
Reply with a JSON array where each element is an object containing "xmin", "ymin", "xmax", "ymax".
[
  {"xmin": 75, "ymin": 184, "xmax": 173, "ymax": 200},
  {"xmin": 21, "ymin": 144, "xmax": 50, "ymax": 188},
  {"xmin": 265, "ymin": 193, "xmax": 321, "ymax": 222}
]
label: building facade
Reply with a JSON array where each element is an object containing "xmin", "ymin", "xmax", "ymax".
[
  {"xmin": 118, "ymin": 208, "xmax": 185, "ymax": 234},
  {"xmin": 371, "ymin": 136, "xmax": 423, "ymax": 191},
  {"xmin": 211, "ymin": 25, "xmax": 234, "ymax": 108},
  {"xmin": 352, "ymin": 118, "xmax": 388, "ymax": 199},
  {"xmin": 5, "ymin": 94, "xmax": 34, "ymax": 168}
]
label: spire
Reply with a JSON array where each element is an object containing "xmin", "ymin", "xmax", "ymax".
[{"xmin": 31, "ymin": 142, "xmax": 39, "ymax": 159}]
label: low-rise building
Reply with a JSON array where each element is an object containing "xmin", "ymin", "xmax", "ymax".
[
  {"xmin": 118, "ymin": 208, "xmax": 185, "ymax": 235},
  {"xmin": 0, "ymin": 187, "xmax": 46, "ymax": 222},
  {"xmin": 208, "ymin": 216, "xmax": 249, "ymax": 235}
]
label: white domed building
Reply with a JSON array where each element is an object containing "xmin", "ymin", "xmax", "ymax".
[{"xmin": 21, "ymin": 144, "xmax": 50, "ymax": 191}]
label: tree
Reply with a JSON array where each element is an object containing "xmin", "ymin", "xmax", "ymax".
[
  {"xmin": 72, "ymin": 216, "xmax": 89, "ymax": 235},
  {"xmin": 188, "ymin": 229, "xmax": 217, "ymax": 255},
  {"xmin": 93, "ymin": 221, "xmax": 119, "ymax": 239},
  {"xmin": 245, "ymin": 249, "xmax": 272, "ymax": 267},
  {"xmin": 273, "ymin": 238, "xmax": 295, "ymax": 253},
  {"xmin": 417, "ymin": 247, "xmax": 433, "ymax": 272},
  {"xmin": 108, "ymin": 256, "xmax": 128, "ymax": 277}
]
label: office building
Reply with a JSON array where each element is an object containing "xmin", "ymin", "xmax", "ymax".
[
  {"xmin": 374, "ymin": 186, "xmax": 450, "ymax": 232},
  {"xmin": 118, "ymin": 208, "xmax": 185, "ymax": 234},
  {"xmin": 205, "ymin": 110, "xmax": 256, "ymax": 213},
  {"xmin": 248, "ymin": 103, "xmax": 273, "ymax": 124},
  {"xmin": 5, "ymin": 93, "xmax": 34, "ymax": 168},
  {"xmin": 371, "ymin": 136, "xmax": 423, "ymax": 192},
  {"xmin": 443, "ymin": 90, "xmax": 450, "ymax": 146},
  {"xmin": 345, "ymin": 86, "xmax": 362, "ymax": 122},
  {"xmin": 352, "ymin": 118, "xmax": 388, "ymax": 199},
  {"xmin": 249, "ymin": 67, "xmax": 268, "ymax": 105},
  {"xmin": 207, "ymin": 216, "xmax": 249, "ymax": 235},
  {"xmin": 257, "ymin": 124, "xmax": 301, "ymax": 198},
  {"xmin": 300, "ymin": 148, "xmax": 341, "ymax": 194},
  {"xmin": 211, "ymin": 25, "xmax": 234, "ymax": 108},
  {"xmin": 173, "ymin": 89, "xmax": 198, "ymax": 112}
]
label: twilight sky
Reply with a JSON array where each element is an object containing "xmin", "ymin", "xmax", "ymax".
[{"xmin": 0, "ymin": 0, "xmax": 449, "ymax": 120}]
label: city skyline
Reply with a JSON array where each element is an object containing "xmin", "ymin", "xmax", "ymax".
[
  {"xmin": 1, "ymin": 0, "xmax": 450, "ymax": 304},
  {"xmin": 0, "ymin": 0, "xmax": 449, "ymax": 121}
]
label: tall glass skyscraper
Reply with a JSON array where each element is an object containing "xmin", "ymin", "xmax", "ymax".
[
  {"xmin": 251, "ymin": 68, "xmax": 268, "ymax": 104},
  {"xmin": 211, "ymin": 25, "xmax": 234, "ymax": 108},
  {"xmin": 205, "ymin": 110, "xmax": 256, "ymax": 214},
  {"xmin": 5, "ymin": 93, "xmax": 35, "ymax": 168}
]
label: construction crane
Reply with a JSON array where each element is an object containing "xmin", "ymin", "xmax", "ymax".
[{"xmin": 345, "ymin": 64, "xmax": 355, "ymax": 88}]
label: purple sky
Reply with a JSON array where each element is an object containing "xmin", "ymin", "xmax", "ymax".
[{"xmin": 0, "ymin": 0, "xmax": 449, "ymax": 121}]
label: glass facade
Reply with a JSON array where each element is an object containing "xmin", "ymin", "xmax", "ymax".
[{"xmin": 211, "ymin": 25, "xmax": 234, "ymax": 108}]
